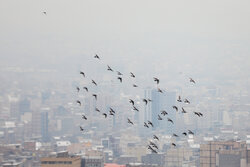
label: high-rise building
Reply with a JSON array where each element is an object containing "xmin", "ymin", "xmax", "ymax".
[
  {"xmin": 41, "ymin": 111, "xmax": 49, "ymax": 142},
  {"xmin": 143, "ymin": 88, "xmax": 176, "ymax": 134}
]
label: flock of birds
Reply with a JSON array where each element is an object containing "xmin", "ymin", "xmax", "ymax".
[{"xmin": 75, "ymin": 54, "xmax": 204, "ymax": 153}]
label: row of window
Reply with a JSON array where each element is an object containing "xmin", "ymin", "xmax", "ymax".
[{"xmin": 41, "ymin": 161, "xmax": 72, "ymax": 164}]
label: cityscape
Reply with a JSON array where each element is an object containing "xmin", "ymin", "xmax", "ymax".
[{"xmin": 1, "ymin": 0, "xmax": 250, "ymax": 167}]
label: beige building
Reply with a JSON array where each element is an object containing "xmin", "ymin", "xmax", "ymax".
[{"xmin": 41, "ymin": 156, "xmax": 81, "ymax": 167}]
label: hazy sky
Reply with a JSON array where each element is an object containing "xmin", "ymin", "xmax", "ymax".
[{"xmin": 0, "ymin": 0, "xmax": 250, "ymax": 81}]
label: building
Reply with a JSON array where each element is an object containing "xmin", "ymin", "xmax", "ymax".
[
  {"xmin": 81, "ymin": 156, "xmax": 104, "ymax": 167},
  {"xmin": 200, "ymin": 141, "xmax": 250, "ymax": 167},
  {"xmin": 141, "ymin": 153, "xmax": 165, "ymax": 166}
]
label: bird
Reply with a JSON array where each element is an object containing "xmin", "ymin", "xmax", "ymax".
[
  {"xmin": 182, "ymin": 132, "xmax": 187, "ymax": 136},
  {"xmin": 133, "ymin": 106, "xmax": 139, "ymax": 112},
  {"xmin": 76, "ymin": 87, "xmax": 80, "ymax": 92},
  {"xmin": 148, "ymin": 145, "xmax": 157, "ymax": 153},
  {"xmin": 153, "ymin": 135, "xmax": 159, "ymax": 141},
  {"xmin": 94, "ymin": 54, "xmax": 100, "ymax": 59},
  {"xmin": 161, "ymin": 110, "xmax": 168, "ymax": 116},
  {"xmin": 167, "ymin": 118, "xmax": 174, "ymax": 124},
  {"xmin": 184, "ymin": 99, "xmax": 190, "ymax": 104},
  {"xmin": 117, "ymin": 77, "xmax": 122, "ymax": 83},
  {"xmin": 158, "ymin": 114, "xmax": 163, "ymax": 120},
  {"xmin": 109, "ymin": 111, "xmax": 114, "ymax": 116},
  {"xmin": 142, "ymin": 99, "xmax": 148, "ymax": 105},
  {"xmin": 95, "ymin": 108, "xmax": 100, "ymax": 112},
  {"xmin": 102, "ymin": 113, "xmax": 107, "ymax": 118},
  {"xmin": 181, "ymin": 107, "xmax": 187, "ymax": 113},
  {"xmin": 148, "ymin": 121, "xmax": 154, "ymax": 127},
  {"xmin": 43, "ymin": 11, "xmax": 47, "ymax": 15},
  {"xmin": 153, "ymin": 77, "xmax": 160, "ymax": 84},
  {"xmin": 171, "ymin": 143, "xmax": 176, "ymax": 147},
  {"xmin": 127, "ymin": 118, "xmax": 134, "ymax": 125},
  {"xmin": 144, "ymin": 122, "xmax": 149, "ymax": 128},
  {"xmin": 177, "ymin": 96, "xmax": 182, "ymax": 102},
  {"xmin": 76, "ymin": 100, "xmax": 81, "ymax": 106},
  {"xmin": 80, "ymin": 71, "xmax": 85, "ymax": 77},
  {"xmin": 172, "ymin": 106, "xmax": 178, "ymax": 112},
  {"xmin": 157, "ymin": 88, "xmax": 163, "ymax": 93},
  {"xmin": 82, "ymin": 115, "xmax": 87, "ymax": 120},
  {"xmin": 107, "ymin": 65, "xmax": 113, "ymax": 72},
  {"xmin": 83, "ymin": 87, "xmax": 88, "ymax": 92},
  {"xmin": 92, "ymin": 80, "xmax": 97, "ymax": 86},
  {"xmin": 130, "ymin": 72, "xmax": 135, "ymax": 78},
  {"xmin": 117, "ymin": 71, "xmax": 123, "ymax": 75},
  {"xmin": 189, "ymin": 78, "xmax": 196, "ymax": 84},
  {"xmin": 173, "ymin": 133, "xmax": 179, "ymax": 137},
  {"xmin": 194, "ymin": 112, "xmax": 201, "ymax": 117},
  {"xmin": 148, "ymin": 99, "xmax": 153, "ymax": 102},
  {"xmin": 188, "ymin": 130, "xmax": 194, "ymax": 135},
  {"xmin": 80, "ymin": 126, "xmax": 84, "ymax": 131},
  {"xmin": 198, "ymin": 112, "xmax": 203, "ymax": 117},
  {"xmin": 133, "ymin": 84, "xmax": 138, "ymax": 87},
  {"xmin": 151, "ymin": 144, "xmax": 158, "ymax": 150},
  {"xmin": 129, "ymin": 99, "xmax": 135, "ymax": 106},
  {"xmin": 92, "ymin": 94, "xmax": 97, "ymax": 100},
  {"xmin": 109, "ymin": 108, "xmax": 115, "ymax": 114}
]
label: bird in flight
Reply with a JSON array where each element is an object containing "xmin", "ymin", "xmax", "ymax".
[
  {"xmin": 148, "ymin": 99, "xmax": 152, "ymax": 102},
  {"xmin": 76, "ymin": 87, "xmax": 80, "ymax": 92},
  {"xmin": 144, "ymin": 122, "xmax": 149, "ymax": 128},
  {"xmin": 133, "ymin": 106, "xmax": 139, "ymax": 112},
  {"xmin": 153, "ymin": 77, "xmax": 160, "ymax": 84},
  {"xmin": 117, "ymin": 77, "xmax": 122, "ymax": 83},
  {"xmin": 103, "ymin": 113, "xmax": 107, "ymax": 118},
  {"xmin": 117, "ymin": 71, "xmax": 123, "ymax": 75},
  {"xmin": 80, "ymin": 71, "xmax": 85, "ymax": 77},
  {"xmin": 157, "ymin": 88, "xmax": 163, "ymax": 93},
  {"xmin": 167, "ymin": 118, "xmax": 174, "ymax": 124},
  {"xmin": 194, "ymin": 112, "xmax": 200, "ymax": 117},
  {"xmin": 109, "ymin": 111, "xmax": 114, "ymax": 116},
  {"xmin": 181, "ymin": 107, "xmax": 187, "ymax": 113},
  {"xmin": 177, "ymin": 96, "xmax": 182, "ymax": 102},
  {"xmin": 189, "ymin": 78, "xmax": 196, "ymax": 84},
  {"xmin": 158, "ymin": 115, "xmax": 163, "ymax": 120},
  {"xmin": 148, "ymin": 121, "xmax": 154, "ymax": 127},
  {"xmin": 95, "ymin": 108, "xmax": 100, "ymax": 112},
  {"xmin": 43, "ymin": 11, "xmax": 47, "ymax": 15},
  {"xmin": 153, "ymin": 135, "xmax": 159, "ymax": 141},
  {"xmin": 80, "ymin": 126, "xmax": 84, "ymax": 131},
  {"xmin": 184, "ymin": 99, "xmax": 190, "ymax": 104},
  {"xmin": 172, "ymin": 106, "xmax": 178, "ymax": 112},
  {"xmin": 92, "ymin": 94, "xmax": 97, "ymax": 100},
  {"xmin": 182, "ymin": 132, "xmax": 187, "ymax": 136},
  {"xmin": 94, "ymin": 54, "xmax": 100, "ymax": 59},
  {"xmin": 173, "ymin": 133, "xmax": 179, "ymax": 137},
  {"xmin": 109, "ymin": 108, "xmax": 115, "ymax": 114},
  {"xmin": 130, "ymin": 72, "xmax": 135, "ymax": 78},
  {"xmin": 133, "ymin": 84, "xmax": 138, "ymax": 87},
  {"xmin": 92, "ymin": 80, "xmax": 97, "ymax": 86},
  {"xmin": 76, "ymin": 100, "xmax": 81, "ymax": 106},
  {"xmin": 107, "ymin": 65, "xmax": 113, "ymax": 72},
  {"xmin": 83, "ymin": 87, "xmax": 88, "ymax": 92},
  {"xmin": 171, "ymin": 143, "xmax": 176, "ymax": 147},
  {"xmin": 161, "ymin": 110, "xmax": 168, "ymax": 116},
  {"xmin": 82, "ymin": 115, "xmax": 87, "ymax": 120},
  {"xmin": 127, "ymin": 118, "xmax": 134, "ymax": 125},
  {"xmin": 188, "ymin": 130, "xmax": 194, "ymax": 135},
  {"xmin": 148, "ymin": 145, "xmax": 157, "ymax": 153},
  {"xmin": 129, "ymin": 99, "xmax": 135, "ymax": 106},
  {"xmin": 142, "ymin": 99, "xmax": 148, "ymax": 105}
]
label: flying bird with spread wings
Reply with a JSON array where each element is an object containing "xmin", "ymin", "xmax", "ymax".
[
  {"xmin": 80, "ymin": 71, "xmax": 85, "ymax": 77},
  {"xmin": 153, "ymin": 77, "xmax": 160, "ymax": 84}
]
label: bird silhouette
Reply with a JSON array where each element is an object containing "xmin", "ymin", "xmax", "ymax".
[
  {"xmin": 184, "ymin": 99, "xmax": 190, "ymax": 104},
  {"xmin": 153, "ymin": 77, "xmax": 160, "ymax": 84},
  {"xmin": 182, "ymin": 132, "xmax": 187, "ymax": 136},
  {"xmin": 130, "ymin": 72, "xmax": 135, "ymax": 78},
  {"xmin": 188, "ymin": 130, "xmax": 194, "ymax": 135},
  {"xmin": 157, "ymin": 88, "xmax": 163, "ymax": 93},
  {"xmin": 171, "ymin": 143, "xmax": 176, "ymax": 147},
  {"xmin": 167, "ymin": 118, "xmax": 174, "ymax": 124},
  {"xmin": 103, "ymin": 113, "xmax": 107, "ymax": 118},
  {"xmin": 172, "ymin": 106, "xmax": 178, "ymax": 112},
  {"xmin": 153, "ymin": 135, "xmax": 159, "ymax": 141},
  {"xmin": 117, "ymin": 71, "xmax": 123, "ymax": 75},
  {"xmin": 142, "ymin": 99, "xmax": 148, "ymax": 105},
  {"xmin": 189, "ymin": 78, "xmax": 196, "ymax": 84},
  {"xmin": 92, "ymin": 94, "xmax": 97, "ymax": 100},
  {"xmin": 133, "ymin": 84, "xmax": 138, "ymax": 87},
  {"xmin": 173, "ymin": 133, "xmax": 179, "ymax": 137},
  {"xmin": 80, "ymin": 71, "xmax": 85, "ymax": 77},
  {"xmin": 117, "ymin": 77, "xmax": 122, "ymax": 83},
  {"xmin": 194, "ymin": 112, "xmax": 200, "ymax": 117},
  {"xmin": 181, "ymin": 107, "xmax": 187, "ymax": 113},
  {"xmin": 107, "ymin": 65, "xmax": 113, "ymax": 72},
  {"xmin": 80, "ymin": 126, "xmax": 84, "ymax": 131},
  {"xmin": 158, "ymin": 115, "xmax": 163, "ymax": 120},
  {"xmin": 109, "ymin": 108, "xmax": 115, "ymax": 114},
  {"xmin": 92, "ymin": 80, "xmax": 97, "ymax": 86},
  {"xmin": 148, "ymin": 145, "xmax": 157, "ymax": 153},
  {"xmin": 133, "ymin": 106, "xmax": 139, "ymax": 112},
  {"xmin": 148, "ymin": 99, "xmax": 153, "ymax": 102},
  {"xmin": 109, "ymin": 111, "xmax": 114, "ymax": 116},
  {"xmin": 95, "ymin": 108, "xmax": 100, "ymax": 112},
  {"xmin": 177, "ymin": 96, "xmax": 182, "ymax": 102},
  {"xmin": 94, "ymin": 54, "xmax": 100, "ymax": 59},
  {"xmin": 148, "ymin": 121, "xmax": 154, "ymax": 127},
  {"xmin": 127, "ymin": 118, "xmax": 134, "ymax": 125},
  {"xmin": 43, "ymin": 11, "xmax": 47, "ymax": 15},
  {"xmin": 83, "ymin": 87, "xmax": 88, "ymax": 92},
  {"xmin": 161, "ymin": 110, "xmax": 168, "ymax": 116},
  {"xmin": 76, "ymin": 100, "xmax": 81, "ymax": 106},
  {"xmin": 76, "ymin": 87, "xmax": 80, "ymax": 92},
  {"xmin": 129, "ymin": 99, "xmax": 135, "ymax": 106},
  {"xmin": 82, "ymin": 115, "xmax": 87, "ymax": 120},
  {"xmin": 199, "ymin": 112, "xmax": 203, "ymax": 117},
  {"xmin": 144, "ymin": 122, "xmax": 149, "ymax": 128}
]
